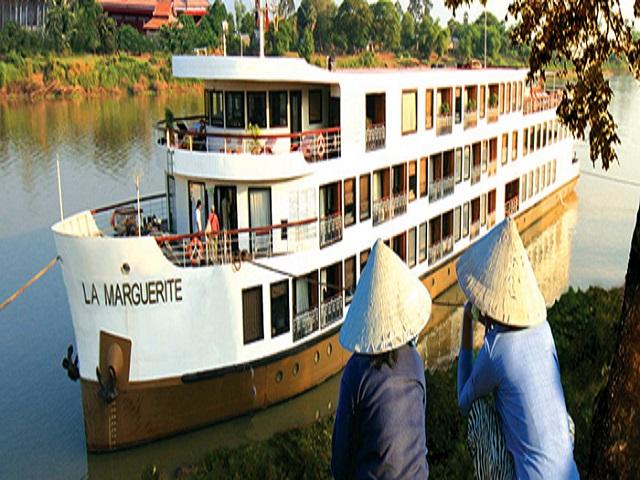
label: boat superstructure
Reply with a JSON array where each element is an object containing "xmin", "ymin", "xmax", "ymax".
[{"xmin": 52, "ymin": 55, "xmax": 579, "ymax": 451}]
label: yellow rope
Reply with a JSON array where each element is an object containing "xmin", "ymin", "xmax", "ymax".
[{"xmin": 0, "ymin": 256, "xmax": 60, "ymax": 312}]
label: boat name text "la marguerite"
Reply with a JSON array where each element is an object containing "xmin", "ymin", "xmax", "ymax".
[{"xmin": 81, "ymin": 279, "xmax": 183, "ymax": 306}]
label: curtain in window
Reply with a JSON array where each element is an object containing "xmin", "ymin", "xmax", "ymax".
[
  {"xmin": 249, "ymin": 189, "xmax": 271, "ymax": 253},
  {"xmin": 402, "ymin": 91, "xmax": 417, "ymax": 133},
  {"xmin": 296, "ymin": 278, "xmax": 309, "ymax": 314}
]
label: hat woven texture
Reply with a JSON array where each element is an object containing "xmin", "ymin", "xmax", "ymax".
[
  {"xmin": 339, "ymin": 239, "xmax": 432, "ymax": 353},
  {"xmin": 456, "ymin": 217, "xmax": 546, "ymax": 327}
]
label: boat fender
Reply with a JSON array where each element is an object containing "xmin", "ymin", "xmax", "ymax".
[
  {"xmin": 61, "ymin": 344, "xmax": 80, "ymax": 382},
  {"xmin": 187, "ymin": 237, "xmax": 203, "ymax": 266}
]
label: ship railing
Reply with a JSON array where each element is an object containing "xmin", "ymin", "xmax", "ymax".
[
  {"xmin": 319, "ymin": 212, "xmax": 343, "ymax": 248},
  {"xmin": 470, "ymin": 219, "xmax": 481, "ymax": 239},
  {"xmin": 429, "ymin": 178, "xmax": 443, "ymax": 202},
  {"xmin": 487, "ymin": 210, "xmax": 496, "ymax": 228},
  {"xmin": 391, "ymin": 192, "xmax": 407, "ymax": 217},
  {"xmin": 372, "ymin": 197, "xmax": 391, "ymax": 225},
  {"xmin": 365, "ymin": 123, "xmax": 386, "ymax": 151},
  {"xmin": 320, "ymin": 293, "xmax": 344, "ymax": 329},
  {"xmin": 505, "ymin": 197, "xmax": 520, "ymax": 217},
  {"xmin": 442, "ymin": 175, "xmax": 455, "ymax": 197},
  {"xmin": 91, "ymin": 193, "xmax": 168, "ymax": 236},
  {"xmin": 471, "ymin": 164, "xmax": 481, "ymax": 185},
  {"xmin": 436, "ymin": 114, "xmax": 453, "ymax": 135},
  {"xmin": 154, "ymin": 217, "xmax": 318, "ymax": 267},
  {"xmin": 293, "ymin": 306, "xmax": 319, "ymax": 341},
  {"xmin": 523, "ymin": 90, "xmax": 563, "ymax": 115},
  {"xmin": 464, "ymin": 111, "xmax": 478, "ymax": 129},
  {"xmin": 428, "ymin": 241, "xmax": 443, "ymax": 264},
  {"xmin": 487, "ymin": 106, "xmax": 499, "ymax": 123},
  {"xmin": 442, "ymin": 234, "xmax": 454, "ymax": 255},
  {"xmin": 157, "ymin": 118, "xmax": 341, "ymax": 163},
  {"xmin": 488, "ymin": 158, "xmax": 497, "ymax": 176}
]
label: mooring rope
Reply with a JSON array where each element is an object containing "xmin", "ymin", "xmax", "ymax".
[{"xmin": 0, "ymin": 256, "xmax": 60, "ymax": 312}]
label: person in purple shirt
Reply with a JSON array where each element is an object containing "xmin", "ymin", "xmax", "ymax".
[
  {"xmin": 456, "ymin": 218, "xmax": 578, "ymax": 479},
  {"xmin": 331, "ymin": 239, "xmax": 431, "ymax": 480}
]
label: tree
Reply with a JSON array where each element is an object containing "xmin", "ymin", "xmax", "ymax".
[
  {"xmin": 407, "ymin": 0, "xmax": 432, "ymax": 24},
  {"xmin": 46, "ymin": 0, "xmax": 76, "ymax": 53},
  {"xmin": 298, "ymin": 27, "xmax": 314, "ymax": 61},
  {"xmin": 446, "ymin": 0, "xmax": 640, "ymax": 476},
  {"xmin": 400, "ymin": 11, "xmax": 416, "ymax": 52},
  {"xmin": 297, "ymin": 0, "xmax": 317, "ymax": 39},
  {"xmin": 333, "ymin": 0, "xmax": 372, "ymax": 53},
  {"xmin": 371, "ymin": 0, "xmax": 401, "ymax": 52},
  {"xmin": 311, "ymin": 0, "xmax": 337, "ymax": 53}
]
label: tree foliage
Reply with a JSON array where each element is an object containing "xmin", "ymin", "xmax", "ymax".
[
  {"xmin": 371, "ymin": 0, "xmax": 401, "ymax": 53},
  {"xmin": 333, "ymin": 0, "xmax": 373, "ymax": 53}
]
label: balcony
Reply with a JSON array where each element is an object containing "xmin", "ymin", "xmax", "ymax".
[
  {"xmin": 442, "ymin": 235, "xmax": 454, "ymax": 255},
  {"xmin": 443, "ymin": 175, "xmax": 455, "ymax": 197},
  {"xmin": 319, "ymin": 213, "xmax": 343, "ymax": 248},
  {"xmin": 391, "ymin": 193, "xmax": 407, "ymax": 217},
  {"xmin": 464, "ymin": 111, "xmax": 478, "ymax": 129},
  {"xmin": 366, "ymin": 123, "xmax": 386, "ymax": 151},
  {"xmin": 429, "ymin": 178, "xmax": 443, "ymax": 202},
  {"xmin": 505, "ymin": 197, "xmax": 520, "ymax": 217},
  {"xmin": 524, "ymin": 90, "xmax": 563, "ymax": 115},
  {"xmin": 320, "ymin": 294, "xmax": 344, "ymax": 329},
  {"xmin": 470, "ymin": 220, "xmax": 480, "ymax": 239},
  {"xmin": 373, "ymin": 193, "xmax": 407, "ymax": 225},
  {"xmin": 487, "ymin": 211, "xmax": 496, "ymax": 228},
  {"xmin": 487, "ymin": 106, "xmax": 499, "ymax": 123},
  {"xmin": 428, "ymin": 241, "xmax": 443, "ymax": 264},
  {"xmin": 471, "ymin": 164, "xmax": 481, "ymax": 185},
  {"xmin": 436, "ymin": 114, "xmax": 453, "ymax": 135},
  {"xmin": 293, "ymin": 306, "xmax": 319, "ymax": 341}
]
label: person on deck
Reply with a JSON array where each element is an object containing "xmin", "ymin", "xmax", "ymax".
[
  {"xmin": 331, "ymin": 239, "xmax": 431, "ymax": 480},
  {"xmin": 193, "ymin": 199, "xmax": 203, "ymax": 233},
  {"xmin": 456, "ymin": 217, "xmax": 578, "ymax": 480},
  {"xmin": 206, "ymin": 205, "xmax": 220, "ymax": 262}
]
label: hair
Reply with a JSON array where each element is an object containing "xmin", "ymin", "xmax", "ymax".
[
  {"xmin": 196, "ymin": 199, "xmax": 202, "ymax": 208},
  {"xmin": 371, "ymin": 348, "xmax": 399, "ymax": 370}
]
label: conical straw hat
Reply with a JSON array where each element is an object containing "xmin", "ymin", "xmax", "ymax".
[
  {"xmin": 456, "ymin": 217, "xmax": 546, "ymax": 327},
  {"xmin": 339, "ymin": 239, "xmax": 432, "ymax": 353}
]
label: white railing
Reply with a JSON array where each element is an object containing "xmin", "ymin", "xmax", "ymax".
[
  {"xmin": 470, "ymin": 220, "xmax": 480, "ymax": 239},
  {"xmin": 464, "ymin": 112, "xmax": 477, "ymax": 129},
  {"xmin": 523, "ymin": 90, "xmax": 563, "ymax": 115},
  {"xmin": 365, "ymin": 123, "xmax": 386, "ymax": 151},
  {"xmin": 92, "ymin": 193, "xmax": 168, "ymax": 235},
  {"xmin": 443, "ymin": 175, "xmax": 455, "ymax": 197},
  {"xmin": 429, "ymin": 178, "xmax": 443, "ymax": 202},
  {"xmin": 505, "ymin": 197, "xmax": 520, "ymax": 217},
  {"xmin": 293, "ymin": 306, "xmax": 319, "ymax": 341},
  {"xmin": 487, "ymin": 106, "xmax": 499, "ymax": 122},
  {"xmin": 471, "ymin": 164, "xmax": 481, "ymax": 184},
  {"xmin": 320, "ymin": 294, "xmax": 344, "ymax": 329},
  {"xmin": 429, "ymin": 241, "xmax": 443, "ymax": 264},
  {"xmin": 391, "ymin": 192, "xmax": 407, "ymax": 217},
  {"xmin": 319, "ymin": 213, "xmax": 343, "ymax": 247},
  {"xmin": 373, "ymin": 197, "xmax": 391, "ymax": 225},
  {"xmin": 442, "ymin": 235, "xmax": 454, "ymax": 255},
  {"xmin": 436, "ymin": 114, "xmax": 453, "ymax": 135}
]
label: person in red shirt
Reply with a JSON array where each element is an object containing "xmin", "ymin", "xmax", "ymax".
[{"xmin": 206, "ymin": 205, "xmax": 220, "ymax": 262}]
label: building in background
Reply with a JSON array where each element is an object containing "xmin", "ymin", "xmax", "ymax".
[
  {"xmin": 98, "ymin": 0, "xmax": 209, "ymax": 33},
  {"xmin": 0, "ymin": 0, "xmax": 47, "ymax": 29}
]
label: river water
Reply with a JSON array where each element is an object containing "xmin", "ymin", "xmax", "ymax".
[{"xmin": 0, "ymin": 76, "xmax": 638, "ymax": 479}]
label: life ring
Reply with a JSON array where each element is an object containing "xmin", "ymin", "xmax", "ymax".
[
  {"xmin": 187, "ymin": 237, "xmax": 203, "ymax": 266},
  {"xmin": 316, "ymin": 134, "xmax": 326, "ymax": 159}
]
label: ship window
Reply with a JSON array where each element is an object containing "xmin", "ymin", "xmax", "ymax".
[
  {"xmin": 249, "ymin": 188, "xmax": 272, "ymax": 255},
  {"xmin": 521, "ymin": 175, "xmax": 528, "ymax": 202},
  {"xmin": 517, "ymin": 82, "xmax": 523, "ymax": 110},
  {"xmin": 242, "ymin": 286, "xmax": 264, "ymax": 344},
  {"xmin": 455, "ymin": 148, "xmax": 462, "ymax": 183},
  {"xmin": 463, "ymin": 146, "xmax": 470, "ymax": 181},
  {"xmin": 359, "ymin": 174, "xmax": 371, "ymax": 221},
  {"xmin": 455, "ymin": 87, "xmax": 462, "ymax": 124},
  {"xmin": 360, "ymin": 248, "xmax": 370, "ymax": 273},
  {"xmin": 523, "ymin": 128, "xmax": 529, "ymax": 155},
  {"xmin": 420, "ymin": 157, "xmax": 428, "ymax": 197},
  {"xmin": 501, "ymin": 133, "xmax": 509, "ymax": 165},
  {"xmin": 309, "ymin": 89, "xmax": 323, "ymax": 124},
  {"xmin": 454, "ymin": 206, "xmax": 461, "ymax": 241},
  {"xmin": 270, "ymin": 281, "xmax": 290, "ymax": 337},
  {"xmin": 407, "ymin": 227, "xmax": 417, "ymax": 267},
  {"xmin": 269, "ymin": 91, "xmax": 288, "ymax": 128},
  {"xmin": 530, "ymin": 127, "xmax": 536, "ymax": 152},
  {"xmin": 529, "ymin": 171, "xmax": 534, "ymax": 197},
  {"xmin": 344, "ymin": 178, "xmax": 356, "ymax": 227},
  {"xmin": 293, "ymin": 271, "xmax": 319, "ymax": 341},
  {"xmin": 409, "ymin": 160, "xmax": 417, "ymax": 201},
  {"xmin": 402, "ymin": 90, "xmax": 417, "ymax": 134},
  {"xmin": 206, "ymin": 90, "xmax": 224, "ymax": 127},
  {"xmin": 344, "ymin": 256, "xmax": 356, "ymax": 305},
  {"xmin": 499, "ymin": 83, "xmax": 505, "ymax": 114},
  {"xmin": 392, "ymin": 232, "xmax": 406, "ymax": 261},
  {"xmin": 512, "ymin": 131, "xmax": 518, "ymax": 161},
  {"xmin": 419, "ymin": 222, "xmax": 427, "ymax": 263},
  {"xmin": 481, "ymin": 140, "xmax": 488, "ymax": 172},
  {"xmin": 480, "ymin": 194, "xmax": 486, "ymax": 225},
  {"xmin": 506, "ymin": 82, "xmax": 511, "ymax": 113},
  {"xmin": 225, "ymin": 91, "xmax": 245, "ymax": 129},
  {"xmin": 462, "ymin": 202, "xmax": 470, "ymax": 237},
  {"xmin": 247, "ymin": 92, "xmax": 267, "ymax": 128},
  {"xmin": 535, "ymin": 168, "xmax": 540, "ymax": 193},
  {"xmin": 536, "ymin": 124, "xmax": 542, "ymax": 150},
  {"xmin": 425, "ymin": 89, "xmax": 434, "ymax": 129},
  {"xmin": 479, "ymin": 85, "xmax": 486, "ymax": 118},
  {"xmin": 552, "ymin": 159, "xmax": 557, "ymax": 183}
]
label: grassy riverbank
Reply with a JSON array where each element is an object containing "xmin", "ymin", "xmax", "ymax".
[
  {"xmin": 0, "ymin": 53, "xmax": 200, "ymax": 100},
  {"xmin": 161, "ymin": 287, "xmax": 621, "ymax": 480}
]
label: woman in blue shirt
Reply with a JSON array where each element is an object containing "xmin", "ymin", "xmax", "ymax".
[
  {"xmin": 456, "ymin": 218, "xmax": 578, "ymax": 479},
  {"xmin": 331, "ymin": 239, "xmax": 431, "ymax": 479}
]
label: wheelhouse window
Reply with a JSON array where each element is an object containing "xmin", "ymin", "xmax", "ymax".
[
  {"xmin": 344, "ymin": 178, "xmax": 356, "ymax": 227},
  {"xmin": 359, "ymin": 174, "xmax": 371, "ymax": 221},
  {"xmin": 425, "ymin": 89, "xmax": 434, "ymax": 129},
  {"xmin": 247, "ymin": 92, "xmax": 267, "ymax": 128},
  {"xmin": 309, "ymin": 89, "xmax": 323, "ymax": 124},
  {"xmin": 408, "ymin": 160, "xmax": 417, "ymax": 201},
  {"xmin": 242, "ymin": 286, "xmax": 264, "ymax": 344},
  {"xmin": 402, "ymin": 90, "xmax": 417, "ymax": 134},
  {"xmin": 270, "ymin": 281, "xmax": 290, "ymax": 337},
  {"xmin": 205, "ymin": 90, "xmax": 224, "ymax": 127},
  {"xmin": 225, "ymin": 91, "xmax": 245, "ymax": 129},
  {"xmin": 269, "ymin": 91, "xmax": 288, "ymax": 128},
  {"xmin": 344, "ymin": 256, "xmax": 356, "ymax": 305}
]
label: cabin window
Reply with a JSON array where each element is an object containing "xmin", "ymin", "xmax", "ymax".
[
  {"xmin": 420, "ymin": 157, "xmax": 428, "ymax": 197},
  {"xmin": 535, "ymin": 168, "xmax": 540, "ymax": 193},
  {"xmin": 481, "ymin": 193, "xmax": 486, "ymax": 225},
  {"xmin": 249, "ymin": 188, "xmax": 272, "ymax": 255},
  {"xmin": 206, "ymin": 90, "xmax": 224, "ymax": 127},
  {"xmin": 225, "ymin": 91, "xmax": 245, "ymax": 129},
  {"xmin": 454, "ymin": 87, "xmax": 462, "ymax": 124},
  {"xmin": 242, "ymin": 286, "xmax": 264, "ymax": 344},
  {"xmin": 360, "ymin": 249, "xmax": 370, "ymax": 273},
  {"xmin": 501, "ymin": 133, "xmax": 509, "ymax": 165},
  {"xmin": 542, "ymin": 164, "xmax": 547, "ymax": 188},
  {"xmin": 293, "ymin": 271, "xmax": 319, "ymax": 340},
  {"xmin": 517, "ymin": 82, "xmax": 523, "ymax": 110},
  {"xmin": 506, "ymin": 82, "xmax": 511, "ymax": 113},
  {"xmin": 511, "ymin": 82, "xmax": 517, "ymax": 111},
  {"xmin": 521, "ymin": 175, "xmax": 528, "ymax": 203},
  {"xmin": 463, "ymin": 146, "xmax": 470, "ymax": 181},
  {"xmin": 359, "ymin": 174, "xmax": 371, "ymax": 221},
  {"xmin": 455, "ymin": 148, "xmax": 462, "ymax": 183},
  {"xmin": 392, "ymin": 232, "xmax": 406, "ymax": 261},
  {"xmin": 409, "ymin": 160, "xmax": 417, "ymax": 201},
  {"xmin": 402, "ymin": 90, "xmax": 417, "ymax": 134},
  {"xmin": 419, "ymin": 222, "xmax": 427, "ymax": 263},
  {"xmin": 167, "ymin": 175, "xmax": 176, "ymax": 233},
  {"xmin": 247, "ymin": 92, "xmax": 267, "ymax": 128},
  {"xmin": 481, "ymin": 140, "xmax": 488, "ymax": 172},
  {"xmin": 479, "ymin": 85, "xmax": 486, "ymax": 118},
  {"xmin": 309, "ymin": 89, "xmax": 323, "ymax": 123},
  {"xmin": 500, "ymin": 83, "xmax": 505, "ymax": 114},
  {"xmin": 269, "ymin": 91, "xmax": 288, "ymax": 128},
  {"xmin": 425, "ymin": 89, "xmax": 434, "ymax": 129},
  {"xmin": 407, "ymin": 227, "xmax": 417, "ymax": 267},
  {"xmin": 462, "ymin": 202, "xmax": 470, "ymax": 237},
  {"xmin": 523, "ymin": 128, "xmax": 529, "ymax": 155},
  {"xmin": 512, "ymin": 131, "xmax": 518, "ymax": 161},
  {"xmin": 320, "ymin": 262, "xmax": 343, "ymax": 328},
  {"xmin": 344, "ymin": 256, "xmax": 356, "ymax": 305},
  {"xmin": 529, "ymin": 171, "xmax": 534, "ymax": 198},
  {"xmin": 344, "ymin": 178, "xmax": 356, "ymax": 227},
  {"xmin": 270, "ymin": 281, "xmax": 290, "ymax": 337},
  {"xmin": 552, "ymin": 159, "xmax": 557, "ymax": 183},
  {"xmin": 454, "ymin": 206, "xmax": 461, "ymax": 241}
]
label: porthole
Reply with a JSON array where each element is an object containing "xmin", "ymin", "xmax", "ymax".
[
  {"xmin": 292, "ymin": 362, "xmax": 300, "ymax": 376},
  {"xmin": 327, "ymin": 343, "xmax": 333, "ymax": 357},
  {"xmin": 121, "ymin": 263, "xmax": 130, "ymax": 275},
  {"xmin": 275, "ymin": 370, "xmax": 283, "ymax": 383},
  {"xmin": 314, "ymin": 351, "xmax": 320, "ymax": 364}
]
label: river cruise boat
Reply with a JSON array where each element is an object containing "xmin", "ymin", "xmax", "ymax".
[{"xmin": 52, "ymin": 55, "xmax": 579, "ymax": 451}]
